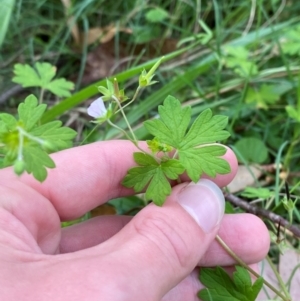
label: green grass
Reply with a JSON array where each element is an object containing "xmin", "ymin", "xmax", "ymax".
[{"xmin": 1, "ymin": 0, "xmax": 300, "ymax": 299}]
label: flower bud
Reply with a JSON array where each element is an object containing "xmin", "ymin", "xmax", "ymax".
[
  {"xmin": 138, "ymin": 57, "xmax": 164, "ymax": 87},
  {"xmin": 14, "ymin": 159, "xmax": 26, "ymax": 176}
]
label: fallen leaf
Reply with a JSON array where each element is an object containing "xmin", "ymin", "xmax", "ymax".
[
  {"xmin": 227, "ymin": 165, "xmax": 263, "ymax": 193},
  {"xmin": 90, "ymin": 204, "xmax": 116, "ymax": 217},
  {"xmin": 80, "ymin": 24, "xmax": 132, "ymax": 46}
]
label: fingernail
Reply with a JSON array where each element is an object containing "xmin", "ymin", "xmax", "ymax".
[{"xmin": 177, "ymin": 179, "xmax": 225, "ymax": 233}]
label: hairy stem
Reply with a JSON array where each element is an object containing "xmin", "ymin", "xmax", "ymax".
[
  {"xmin": 80, "ymin": 124, "xmax": 100, "ymax": 146},
  {"xmin": 266, "ymin": 255, "xmax": 292, "ymax": 300},
  {"xmin": 216, "ymin": 235, "xmax": 291, "ymax": 301},
  {"xmin": 106, "ymin": 119, "xmax": 145, "ymax": 154},
  {"xmin": 112, "ymin": 95, "xmax": 137, "ymax": 142},
  {"xmin": 17, "ymin": 126, "xmax": 45, "ymax": 145},
  {"xmin": 39, "ymin": 88, "xmax": 45, "ymax": 105},
  {"xmin": 115, "ymin": 86, "xmax": 141, "ymax": 112}
]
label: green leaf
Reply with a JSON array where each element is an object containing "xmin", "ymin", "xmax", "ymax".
[
  {"xmin": 245, "ymin": 85, "xmax": 280, "ymax": 109},
  {"xmin": 124, "ymin": 96, "xmax": 231, "ymax": 205},
  {"xmin": 109, "ymin": 196, "xmax": 145, "ymax": 215},
  {"xmin": 161, "ymin": 159, "xmax": 185, "ymax": 180},
  {"xmin": 0, "ymin": 94, "xmax": 77, "ymax": 182},
  {"xmin": 12, "ymin": 62, "xmax": 74, "ymax": 97},
  {"xmin": 30, "ymin": 121, "xmax": 77, "ymax": 151},
  {"xmin": 179, "ymin": 145, "xmax": 230, "ymax": 182},
  {"xmin": 46, "ymin": 78, "xmax": 74, "ymax": 97},
  {"xmin": 134, "ymin": 152, "xmax": 158, "ymax": 166},
  {"xmin": 145, "ymin": 96, "xmax": 230, "ymax": 149},
  {"xmin": 145, "ymin": 96, "xmax": 191, "ymax": 148},
  {"xmin": 234, "ymin": 137, "xmax": 269, "ymax": 164},
  {"xmin": 23, "ymin": 146, "xmax": 55, "ymax": 182},
  {"xmin": 122, "ymin": 152, "xmax": 184, "ymax": 206},
  {"xmin": 225, "ymin": 46, "xmax": 249, "ymax": 60},
  {"xmin": 241, "ymin": 187, "xmax": 273, "ymax": 200},
  {"xmin": 0, "ymin": 113, "xmax": 17, "ymax": 131},
  {"xmin": 18, "ymin": 95, "xmax": 47, "ymax": 131},
  {"xmin": 145, "ymin": 168, "xmax": 171, "ymax": 206},
  {"xmin": 224, "ymin": 46, "xmax": 258, "ymax": 77},
  {"xmin": 286, "ymin": 105, "xmax": 300, "ymax": 122},
  {"xmin": 198, "ymin": 266, "xmax": 263, "ymax": 301},
  {"xmin": 281, "ymin": 26, "xmax": 300, "ymax": 56},
  {"xmin": 181, "ymin": 109, "xmax": 230, "ymax": 149},
  {"xmin": 145, "ymin": 8, "xmax": 169, "ymax": 23}
]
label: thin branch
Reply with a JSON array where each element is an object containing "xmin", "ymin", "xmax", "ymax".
[{"xmin": 224, "ymin": 192, "xmax": 300, "ymax": 238}]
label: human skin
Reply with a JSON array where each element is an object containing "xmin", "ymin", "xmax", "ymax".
[{"xmin": 0, "ymin": 140, "xmax": 270, "ymax": 301}]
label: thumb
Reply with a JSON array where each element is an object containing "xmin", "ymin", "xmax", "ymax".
[{"xmin": 106, "ymin": 179, "xmax": 225, "ymax": 300}]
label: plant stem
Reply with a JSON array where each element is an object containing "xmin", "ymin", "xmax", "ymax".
[
  {"xmin": 106, "ymin": 119, "xmax": 145, "ymax": 153},
  {"xmin": 266, "ymin": 255, "xmax": 292, "ymax": 300},
  {"xmin": 284, "ymin": 124, "xmax": 300, "ymax": 168},
  {"xmin": 215, "ymin": 235, "xmax": 291, "ymax": 301},
  {"xmin": 172, "ymin": 150, "xmax": 178, "ymax": 159},
  {"xmin": 80, "ymin": 124, "xmax": 100, "ymax": 146},
  {"xmin": 17, "ymin": 126, "xmax": 45, "ymax": 145},
  {"xmin": 115, "ymin": 86, "xmax": 141, "ymax": 113},
  {"xmin": 39, "ymin": 88, "xmax": 45, "ymax": 105},
  {"xmin": 112, "ymin": 95, "xmax": 137, "ymax": 142},
  {"xmin": 17, "ymin": 129, "xmax": 24, "ymax": 160}
]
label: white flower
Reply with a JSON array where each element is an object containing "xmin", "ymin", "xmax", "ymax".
[{"xmin": 87, "ymin": 97, "xmax": 107, "ymax": 118}]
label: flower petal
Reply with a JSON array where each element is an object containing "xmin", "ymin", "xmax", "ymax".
[{"xmin": 87, "ymin": 97, "xmax": 107, "ymax": 118}]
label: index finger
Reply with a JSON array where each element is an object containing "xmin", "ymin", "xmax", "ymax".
[{"xmin": 1, "ymin": 140, "xmax": 238, "ymax": 220}]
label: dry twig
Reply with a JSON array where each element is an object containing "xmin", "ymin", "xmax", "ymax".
[{"xmin": 225, "ymin": 192, "xmax": 300, "ymax": 238}]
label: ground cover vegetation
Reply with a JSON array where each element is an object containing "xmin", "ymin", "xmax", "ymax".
[{"xmin": 0, "ymin": 0, "xmax": 300, "ymax": 300}]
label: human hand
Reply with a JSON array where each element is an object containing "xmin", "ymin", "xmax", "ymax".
[{"xmin": 0, "ymin": 141, "xmax": 270, "ymax": 301}]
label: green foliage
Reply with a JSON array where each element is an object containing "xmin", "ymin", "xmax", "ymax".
[
  {"xmin": 241, "ymin": 187, "xmax": 273, "ymax": 200},
  {"xmin": 147, "ymin": 137, "xmax": 173, "ymax": 153},
  {"xmin": 234, "ymin": 137, "xmax": 269, "ymax": 164},
  {"xmin": 0, "ymin": 0, "xmax": 15, "ymax": 49},
  {"xmin": 122, "ymin": 96, "xmax": 231, "ymax": 205},
  {"xmin": 281, "ymin": 26, "xmax": 300, "ymax": 56},
  {"xmin": 178, "ymin": 20, "xmax": 213, "ymax": 47},
  {"xmin": 224, "ymin": 46, "xmax": 258, "ymax": 78},
  {"xmin": 145, "ymin": 8, "xmax": 169, "ymax": 23},
  {"xmin": 18, "ymin": 95, "xmax": 47, "ymax": 131},
  {"xmin": 198, "ymin": 266, "xmax": 264, "ymax": 301},
  {"xmin": 12, "ymin": 63, "xmax": 74, "ymax": 97},
  {"xmin": 245, "ymin": 84, "xmax": 280, "ymax": 109},
  {"xmin": 122, "ymin": 152, "xmax": 185, "ymax": 205},
  {"xmin": 2, "ymin": 2, "xmax": 300, "ymax": 299},
  {"xmin": 109, "ymin": 196, "xmax": 145, "ymax": 215},
  {"xmin": 0, "ymin": 95, "xmax": 77, "ymax": 181},
  {"xmin": 285, "ymin": 105, "xmax": 300, "ymax": 122}
]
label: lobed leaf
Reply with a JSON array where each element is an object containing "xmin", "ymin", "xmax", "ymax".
[
  {"xmin": 145, "ymin": 168, "xmax": 171, "ymax": 206},
  {"xmin": 30, "ymin": 121, "xmax": 77, "ymax": 151},
  {"xmin": 122, "ymin": 152, "xmax": 183, "ymax": 206},
  {"xmin": 0, "ymin": 113, "xmax": 17, "ymax": 131},
  {"xmin": 198, "ymin": 266, "xmax": 263, "ymax": 301},
  {"xmin": 144, "ymin": 96, "xmax": 191, "ymax": 148},
  {"xmin": 124, "ymin": 95, "xmax": 231, "ymax": 205},
  {"xmin": 179, "ymin": 145, "xmax": 230, "ymax": 182},
  {"xmin": 23, "ymin": 146, "xmax": 55, "ymax": 182},
  {"xmin": 12, "ymin": 62, "xmax": 74, "ymax": 97},
  {"xmin": 18, "ymin": 95, "xmax": 47, "ymax": 131},
  {"xmin": 181, "ymin": 109, "xmax": 230, "ymax": 149}
]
